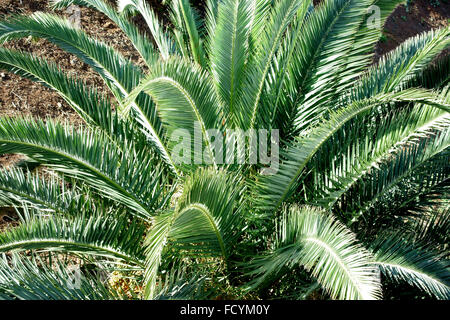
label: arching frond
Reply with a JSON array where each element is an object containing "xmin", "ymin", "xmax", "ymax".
[
  {"xmin": 408, "ymin": 54, "xmax": 450, "ymax": 90},
  {"xmin": 36, "ymin": 3, "xmax": 172, "ymax": 168},
  {"xmin": 331, "ymin": 0, "xmax": 404, "ymax": 92},
  {"xmin": 0, "ymin": 12, "xmax": 144, "ymax": 101},
  {"xmin": 248, "ymin": 205, "xmax": 381, "ymax": 300},
  {"xmin": 173, "ymin": 169, "xmax": 244, "ymax": 257},
  {"xmin": 50, "ymin": 0, "xmax": 158, "ymax": 65},
  {"xmin": 0, "ymin": 45, "xmax": 167, "ymax": 164},
  {"xmin": 353, "ymin": 27, "xmax": 450, "ymax": 100},
  {"xmin": 0, "ymin": 48, "xmax": 117, "ymax": 134},
  {"xmin": 126, "ymin": 57, "xmax": 223, "ymax": 173},
  {"xmin": 256, "ymin": 88, "xmax": 449, "ymax": 215},
  {"xmin": 347, "ymin": 124, "xmax": 449, "ymax": 219},
  {"xmin": 0, "ymin": 207, "xmax": 145, "ymax": 265},
  {"xmin": 118, "ymin": 0, "xmax": 175, "ymax": 60},
  {"xmin": 143, "ymin": 169, "xmax": 243, "ymax": 299},
  {"xmin": 0, "ymin": 167, "xmax": 88, "ymax": 215},
  {"xmin": 310, "ymin": 90, "xmax": 450, "ymax": 210},
  {"xmin": 370, "ymin": 235, "xmax": 450, "ymax": 300}
]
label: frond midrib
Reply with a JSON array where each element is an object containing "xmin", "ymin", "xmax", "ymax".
[
  {"xmin": 328, "ymin": 112, "xmax": 450, "ymax": 209},
  {"xmin": 249, "ymin": 0, "xmax": 301, "ymax": 129},
  {"xmin": 361, "ymin": 139, "xmax": 450, "ymax": 213},
  {"xmin": 373, "ymin": 260, "xmax": 449, "ymax": 291},
  {"xmin": 0, "ymin": 238, "xmax": 144, "ymax": 266},
  {"xmin": 148, "ymin": 76, "xmax": 218, "ymax": 170},
  {"xmin": 178, "ymin": 202, "xmax": 227, "ymax": 260},
  {"xmin": 0, "ymin": 184, "xmax": 61, "ymax": 213},
  {"xmin": 303, "ymin": 235, "xmax": 366, "ymax": 299},
  {"xmin": 0, "ymin": 137, "xmax": 153, "ymax": 220}
]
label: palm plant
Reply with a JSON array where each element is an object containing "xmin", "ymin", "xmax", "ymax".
[{"xmin": 0, "ymin": 0, "xmax": 448, "ymax": 300}]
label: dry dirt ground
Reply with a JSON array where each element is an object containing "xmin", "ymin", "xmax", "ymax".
[{"xmin": 0, "ymin": 0, "xmax": 449, "ymax": 224}]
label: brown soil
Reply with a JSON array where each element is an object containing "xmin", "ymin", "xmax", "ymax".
[
  {"xmin": 0, "ymin": 0, "xmax": 148, "ymax": 124},
  {"xmin": 375, "ymin": 0, "xmax": 450, "ymax": 62},
  {"xmin": 0, "ymin": 207, "xmax": 18, "ymax": 232}
]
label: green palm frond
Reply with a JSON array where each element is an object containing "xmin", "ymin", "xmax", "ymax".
[
  {"xmin": 0, "ymin": 207, "xmax": 146, "ymax": 265},
  {"xmin": 0, "ymin": 253, "xmax": 125, "ymax": 300},
  {"xmin": 0, "ymin": 12, "xmax": 144, "ymax": 102},
  {"xmin": 50, "ymin": 0, "xmax": 158, "ymax": 65},
  {"xmin": 0, "ymin": 48, "xmax": 118, "ymax": 134},
  {"xmin": 373, "ymin": 0, "xmax": 405, "ymax": 20},
  {"xmin": 143, "ymin": 168, "xmax": 243, "ymax": 299},
  {"xmin": 142, "ymin": 211, "xmax": 173, "ymax": 299},
  {"xmin": 0, "ymin": 46, "xmax": 151, "ymax": 153},
  {"xmin": 0, "ymin": 118, "xmax": 169, "ymax": 220},
  {"xmin": 256, "ymin": 88, "xmax": 449, "ymax": 215},
  {"xmin": 408, "ymin": 54, "xmax": 450, "ymax": 89},
  {"xmin": 331, "ymin": 0, "xmax": 404, "ymax": 93},
  {"xmin": 407, "ymin": 206, "xmax": 450, "ymax": 250},
  {"xmin": 173, "ymin": 168, "xmax": 244, "ymax": 257},
  {"xmin": 118, "ymin": 0, "xmax": 175, "ymax": 61},
  {"xmin": 292, "ymin": 0, "xmax": 376, "ymax": 131},
  {"xmin": 243, "ymin": 0, "xmax": 304, "ymax": 129},
  {"xmin": 266, "ymin": 0, "xmax": 312, "ymax": 132},
  {"xmin": 370, "ymin": 235, "xmax": 450, "ymax": 300},
  {"xmin": 0, "ymin": 37, "xmax": 168, "ymax": 165},
  {"xmin": 41, "ymin": 2, "xmax": 172, "ymax": 168},
  {"xmin": 127, "ymin": 96, "xmax": 178, "ymax": 177},
  {"xmin": 126, "ymin": 57, "xmax": 223, "ymax": 172},
  {"xmin": 353, "ymin": 26, "xmax": 450, "ymax": 100},
  {"xmin": 248, "ymin": 205, "xmax": 381, "ymax": 300},
  {"xmin": 248, "ymin": 0, "xmax": 272, "ymax": 45},
  {"xmin": 168, "ymin": 0, "xmax": 206, "ymax": 66},
  {"xmin": 210, "ymin": 0, "xmax": 255, "ymax": 125},
  {"xmin": 0, "ymin": 167, "xmax": 88, "ymax": 214},
  {"xmin": 310, "ymin": 89, "xmax": 450, "ymax": 210},
  {"xmin": 203, "ymin": 0, "xmax": 220, "ymax": 57},
  {"xmin": 347, "ymin": 124, "xmax": 449, "ymax": 220},
  {"xmin": 0, "ymin": 46, "xmax": 149, "ymax": 153}
]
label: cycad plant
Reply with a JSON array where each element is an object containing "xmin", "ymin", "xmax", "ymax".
[{"xmin": 0, "ymin": 0, "xmax": 449, "ymax": 300}]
